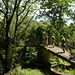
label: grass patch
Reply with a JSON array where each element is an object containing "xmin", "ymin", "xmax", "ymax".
[
  {"xmin": 7, "ymin": 67, "xmax": 45, "ymax": 75},
  {"xmin": 16, "ymin": 68, "xmax": 45, "ymax": 75},
  {"xmin": 9, "ymin": 65, "xmax": 50, "ymax": 75}
]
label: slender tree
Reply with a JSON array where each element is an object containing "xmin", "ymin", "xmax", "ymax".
[{"xmin": 0, "ymin": 0, "xmax": 39, "ymax": 73}]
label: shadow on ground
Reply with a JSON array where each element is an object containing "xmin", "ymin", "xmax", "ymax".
[{"xmin": 20, "ymin": 58, "xmax": 60, "ymax": 75}]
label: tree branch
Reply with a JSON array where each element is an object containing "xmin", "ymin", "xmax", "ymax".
[
  {"xmin": 9, "ymin": 0, "xmax": 22, "ymax": 24},
  {"xmin": 18, "ymin": 0, "xmax": 30, "ymax": 16},
  {"xmin": 9, "ymin": 0, "xmax": 17, "ymax": 22},
  {"xmin": 17, "ymin": 0, "xmax": 37, "ymax": 27},
  {"xmin": 17, "ymin": 8, "xmax": 40, "ymax": 37},
  {"xmin": 0, "ymin": 10, "xmax": 6, "ymax": 15},
  {"xmin": 18, "ymin": 10, "xmax": 30, "ymax": 27},
  {"xmin": 13, "ymin": 7, "xmax": 18, "ymax": 44},
  {"xmin": 18, "ymin": 0, "xmax": 37, "ymax": 16},
  {"xmin": 16, "ymin": 0, "xmax": 22, "ymax": 8},
  {"xmin": 25, "ymin": 8, "xmax": 40, "ymax": 30},
  {"xmin": 2, "ymin": 0, "xmax": 6, "ymax": 6}
]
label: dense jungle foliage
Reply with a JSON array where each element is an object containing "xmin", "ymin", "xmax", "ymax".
[{"xmin": 0, "ymin": 0, "xmax": 75, "ymax": 75}]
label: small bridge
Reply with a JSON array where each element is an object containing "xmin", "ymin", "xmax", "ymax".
[
  {"xmin": 20, "ymin": 38, "xmax": 75, "ymax": 75},
  {"xmin": 24, "ymin": 38, "xmax": 75, "ymax": 65},
  {"xmin": 38, "ymin": 44, "xmax": 75, "ymax": 65}
]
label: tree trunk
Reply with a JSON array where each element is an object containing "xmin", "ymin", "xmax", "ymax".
[
  {"xmin": 4, "ymin": 0, "xmax": 11, "ymax": 72},
  {"xmin": 48, "ymin": 30, "xmax": 50, "ymax": 45},
  {"xmin": 13, "ymin": 7, "xmax": 18, "ymax": 45},
  {"xmin": 5, "ymin": 30, "xmax": 10, "ymax": 73}
]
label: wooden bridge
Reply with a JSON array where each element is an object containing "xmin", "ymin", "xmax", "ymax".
[
  {"xmin": 24, "ymin": 38, "xmax": 75, "ymax": 65},
  {"xmin": 39, "ymin": 44, "xmax": 75, "ymax": 65}
]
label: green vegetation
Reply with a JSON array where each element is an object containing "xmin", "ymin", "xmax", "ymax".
[
  {"xmin": 50, "ymin": 56, "xmax": 75, "ymax": 74},
  {"xmin": 11, "ymin": 68, "xmax": 44, "ymax": 75},
  {"xmin": 0, "ymin": 0, "xmax": 75, "ymax": 75},
  {"xmin": 70, "ymin": 49, "xmax": 75, "ymax": 53}
]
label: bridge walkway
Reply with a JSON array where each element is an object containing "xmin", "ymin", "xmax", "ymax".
[{"xmin": 41, "ymin": 45, "xmax": 75, "ymax": 65}]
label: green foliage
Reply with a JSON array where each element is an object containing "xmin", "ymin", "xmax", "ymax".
[
  {"xmin": 11, "ymin": 68, "xmax": 44, "ymax": 75},
  {"xmin": 70, "ymin": 49, "xmax": 75, "ymax": 53},
  {"xmin": 0, "ymin": 0, "xmax": 75, "ymax": 74},
  {"xmin": 25, "ymin": 47, "xmax": 37, "ymax": 60},
  {"xmin": 36, "ymin": 25, "xmax": 45, "ymax": 45},
  {"xmin": 55, "ymin": 66, "xmax": 75, "ymax": 74},
  {"xmin": 0, "ymin": 27, "xmax": 6, "ymax": 49},
  {"xmin": 50, "ymin": 56, "xmax": 75, "ymax": 74},
  {"xmin": 38, "ymin": 0, "xmax": 73, "ymax": 30}
]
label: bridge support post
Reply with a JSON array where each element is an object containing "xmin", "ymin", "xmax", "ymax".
[
  {"xmin": 37, "ymin": 45, "xmax": 51, "ymax": 69},
  {"xmin": 48, "ymin": 30, "xmax": 50, "ymax": 45}
]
